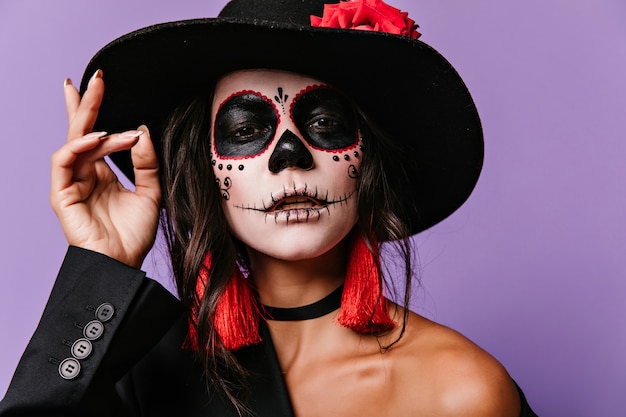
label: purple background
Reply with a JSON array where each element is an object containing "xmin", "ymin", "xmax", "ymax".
[{"xmin": 1, "ymin": 1, "xmax": 624, "ymax": 415}]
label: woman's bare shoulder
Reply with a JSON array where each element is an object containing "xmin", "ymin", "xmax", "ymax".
[{"xmin": 383, "ymin": 309, "xmax": 521, "ymax": 417}]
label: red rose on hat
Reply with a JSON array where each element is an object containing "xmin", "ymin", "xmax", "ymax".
[{"xmin": 311, "ymin": 0, "xmax": 420, "ymax": 38}]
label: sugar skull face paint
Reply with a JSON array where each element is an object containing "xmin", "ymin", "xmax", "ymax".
[{"xmin": 211, "ymin": 69, "xmax": 362, "ymax": 261}]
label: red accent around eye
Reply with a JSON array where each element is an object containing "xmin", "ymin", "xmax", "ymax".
[
  {"xmin": 289, "ymin": 84, "xmax": 330, "ymax": 119},
  {"xmin": 212, "ymin": 90, "xmax": 281, "ymax": 160},
  {"xmin": 290, "ymin": 84, "xmax": 359, "ymax": 153}
]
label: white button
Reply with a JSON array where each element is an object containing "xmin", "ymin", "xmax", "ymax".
[
  {"xmin": 95, "ymin": 303, "xmax": 115, "ymax": 322},
  {"xmin": 83, "ymin": 320, "xmax": 104, "ymax": 340},
  {"xmin": 59, "ymin": 358, "xmax": 81, "ymax": 380},
  {"xmin": 71, "ymin": 338, "xmax": 93, "ymax": 360}
]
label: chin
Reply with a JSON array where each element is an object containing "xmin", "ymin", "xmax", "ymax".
[
  {"xmin": 235, "ymin": 219, "xmax": 356, "ymax": 263},
  {"xmin": 249, "ymin": 242, "xmax": 339, "ymax": 262}
]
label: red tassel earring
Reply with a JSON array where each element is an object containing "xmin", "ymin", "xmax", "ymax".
[
  {"xmin": 186, "ymin": 251, "xmax": 262, "ymax": 351},
  {"xmin": 337, "ymin": 231, "xmax": 396, "ymax": 334}
]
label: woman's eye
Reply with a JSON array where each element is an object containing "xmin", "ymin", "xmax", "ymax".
[
  {"xmin": 308, "ymin": 116, "xmax": 340, "ymax": 132},
  {"xmin": 237, "ymin": 127, "xmax": 253, "ymax": 137},
  {"xmin": 292, "ymin": 87, "xmax": 358, "ymax": 150},
  {"xmin": 233, "ymin": 124, "xmax": 267, "ymax": 140}
]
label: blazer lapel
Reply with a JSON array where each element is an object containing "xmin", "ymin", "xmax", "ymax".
[{"xmin": 236, "ymin": 321, "xmax": 295, "ymax": 417}]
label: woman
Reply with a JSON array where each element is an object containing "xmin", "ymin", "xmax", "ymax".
[{"xmin": 0, "ymin": 0, "xmax": 537, "ymax": 416}]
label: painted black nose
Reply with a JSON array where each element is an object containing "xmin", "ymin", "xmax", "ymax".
[{"xmin": 268, "ymin": 130, "xmax": 314, "ymax": 173}]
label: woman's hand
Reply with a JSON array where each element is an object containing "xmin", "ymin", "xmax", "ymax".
[{"xmin": 50, "ymin": 70, "xmax": 161, "ymax": 268}]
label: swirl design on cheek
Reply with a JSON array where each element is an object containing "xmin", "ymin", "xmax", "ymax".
[
  {"xmin": 349, "ymin": 165, "xmax": 359, "ymax": 179},
  {"xmin": 216, "ymin": 177, "xmax": 232, "ymax": 200}
]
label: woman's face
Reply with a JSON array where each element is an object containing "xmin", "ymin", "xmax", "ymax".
[{"xmin": 210, "ymin": 69, "xmax": 362, "ymax": 261}]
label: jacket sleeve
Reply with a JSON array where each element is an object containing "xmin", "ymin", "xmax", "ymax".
[{"xmin": 0, "ymin": 246, "xmax": 183, "ymax": 417}]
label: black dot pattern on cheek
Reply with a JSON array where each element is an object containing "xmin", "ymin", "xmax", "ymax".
[
  {"xmin": 333, "ymin": 155, "xmax": 340, "ymax": 162},
  {"xmin": 238, "ymin": 165, "xmax": 245, "ymax": 171}
]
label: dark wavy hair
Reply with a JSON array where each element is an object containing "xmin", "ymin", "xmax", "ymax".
[{"xmin": 159, "ymin": 84, "xmax": 417, "ymax": 414}]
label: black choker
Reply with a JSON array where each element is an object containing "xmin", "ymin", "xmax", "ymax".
[{"xmin": 263, "ymin": 284, "xmax": 343, "ymax": 321}]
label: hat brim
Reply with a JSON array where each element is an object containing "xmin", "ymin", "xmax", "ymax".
[{"xmin": 80, "ymin": 18, "xmax": 483, "ymax": 236}]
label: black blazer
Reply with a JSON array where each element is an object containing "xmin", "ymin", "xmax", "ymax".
[{"xmin": 0, "ymin": 247, "xmax": 538, "ymax": 417}]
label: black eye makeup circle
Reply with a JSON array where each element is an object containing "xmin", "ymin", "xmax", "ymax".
[
  {"xmin": 213, "ymin": 91, "xmax": 278, "ymax": 158},
  {"xmin": 291, "ymin": 86, "xmax": 358, "ymax": 151}
]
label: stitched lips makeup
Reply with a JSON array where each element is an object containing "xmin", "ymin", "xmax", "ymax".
[{"xmin": 233, "ymin": 186, "xmax": 356, "ymax": 225}]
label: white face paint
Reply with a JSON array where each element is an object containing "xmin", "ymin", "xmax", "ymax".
[{"xmin": 211, "ymin": 69, "xmax": 363, "ymax": 261}]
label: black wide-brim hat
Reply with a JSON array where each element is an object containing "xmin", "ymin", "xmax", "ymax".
[{"xmin": 80, "ymin": 0, "xmax": 483, "ymax": 237}]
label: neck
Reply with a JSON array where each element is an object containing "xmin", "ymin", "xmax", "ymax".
[{"xmin": 248, "ymin": 240, "xmax": 348, "ymax": 308}]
